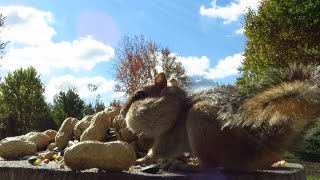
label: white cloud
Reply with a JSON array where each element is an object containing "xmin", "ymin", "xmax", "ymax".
[
  {"xmin": 206, "ymin": 53, "xmax": 244, "ymax": 79},
  {"xmin": 177, "ymin": 56, "xmax": 210, "ymax": 77},
  {"xmin": 177, "ymin": 53, "xmax": 244, "ymax": 79},
  {"xmin": 200, "ymin": 0, "xmax": 260, "ymax": 24},
  {"xmin": 235, "ymin": 27, "xmax": 244, "ymax": 34},
  {"xmin": 0, "ymin": 6, "xmax": 117, "ymax": 103},
  {"xmin": 45, "ymin": 75, "xmax": 115, "ymax": 102},
  {"xmin": 0, "ymin": 6, "xmax": 56, "ymax": 46},
  {"xmin": 2, "ymin": 36, "xmax": 114, "ymax": 74},
  {"xmin": 0, "ymin": 6, "xmax": 115, "ymax": 74}
]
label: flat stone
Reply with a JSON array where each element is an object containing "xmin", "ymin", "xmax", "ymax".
[{"xmin": 0, "ymin": 159, "xmax": 306, "ymax": 180}]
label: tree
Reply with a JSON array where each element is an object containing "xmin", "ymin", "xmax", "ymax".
[
  {"xmin": 94, "ymin": 97, "xmax": 105, "ymax": 112},
  {"xmin": 237, "ymin": 0, "xmax": 320, "ymax": 94},
  {"xmin": 85, "ymin": 84, "xmax": 105, "ymax": 114},
  {"xmin": 0, "ymin": 67, "xmax": 53, "ymax": 136},
  {"xmin": 52, "ymin": 88, "xmax": 85, "ymax": 126},
  {"xmin": 87, "ymin": 84, "xmax": 98, "ymax": 105},
  {"xmin": 114, "ymin": 35, "xmax": 190, "ymax": 95},
  {"xmin": 236, "ymin": 0, "xmax": 320, "ymax": 162},
  {"xmin": 84, "ymin": 103, "xmax": 95, "ymax": 115},
  {"xmin": 0, "ymin": 14, "xmax": 8, "ymax": 59}
]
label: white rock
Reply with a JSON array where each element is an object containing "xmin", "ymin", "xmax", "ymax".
[
  {"xmin": 55, "ymin": 117, "xmax": 79, "ymax": 149},
  {"xmin": 64, "ymin": 140, "xmax": 137, "ymax": 171},
  {"xmin": 0, "ymin": 139, "xmax": 37, "ymax": 159}
]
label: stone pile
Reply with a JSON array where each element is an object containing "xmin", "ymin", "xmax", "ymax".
[{"xmin": 0, "ymin": 106, "xmax": 153, "ymax": 172}]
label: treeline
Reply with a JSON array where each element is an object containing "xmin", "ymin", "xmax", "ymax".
[{"xmin": 0, "ymin": 67, "xmax": 106, "ymax": 138}]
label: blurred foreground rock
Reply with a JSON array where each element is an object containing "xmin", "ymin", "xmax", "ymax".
[
  {"xmin": 0, "ymin": 139, "xmax": 37, "ymax": 159},
  {"xmin": 0, "ymin": 106, "xmax": 152, "ymax": 171},
  {"xmin": 74, "ymin": 115, "xmax": 93, "ymax": 140},
  {"xmin": 64, "ymin": 140, "xmax": 136, "ymax": 171},
  {"xmin": 80, "ymin": 111, "xmax": 111, "ymax": 142},
  {"xmin": 24, "ymin": 132, "xmax": 53, "ymax": 150},
  {"xmin": 55, "ymin": 117, "xmax": 79, "ymax": 149}
]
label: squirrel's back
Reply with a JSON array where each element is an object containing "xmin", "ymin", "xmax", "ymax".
[{"xmin": 186, "ymin": 64, "xmax": 320, "ymax": 170}]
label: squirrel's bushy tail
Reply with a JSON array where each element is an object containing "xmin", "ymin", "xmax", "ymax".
[{"xmin": 233, "ymin": 64, "xmax": 320, "ymax": 150}]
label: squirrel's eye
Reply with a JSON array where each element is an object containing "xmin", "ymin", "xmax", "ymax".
[{"xmin": 134, "ymin": 91, "xmax": 145, "ymax": 100}]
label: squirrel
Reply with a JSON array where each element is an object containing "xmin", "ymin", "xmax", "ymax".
[{"xmin": 121, "ymin": 64, "xmax": 320, "ymax": 171}]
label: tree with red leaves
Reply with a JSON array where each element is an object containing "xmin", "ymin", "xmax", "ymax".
[{"xmin": 113, "ymin": 35, "xmax": 190, "ymax": 95}]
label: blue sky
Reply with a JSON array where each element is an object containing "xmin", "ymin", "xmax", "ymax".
[{"xmin": 0, "ymin": 0, "xmax": 260, "ymax": 104}]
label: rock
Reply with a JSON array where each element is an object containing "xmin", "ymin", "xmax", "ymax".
[
  {"xmin": 119, "ymin": 128, "xmax": 137, "ymax": 143},
  {"xmin": 74, "ymin": 115, "xmax": 94, "ymax": 140},
  {"xmin": 136, "ymin": 135, "xmax": 154, "ymax": 152},
  {"xmin": 55, "ymin": 117, "xmax": 79, "ymax": 150},
  {"xmin": 104, "ymin": 106, "xmax": 121, "ymax": 123},
  {"xmin": 47, "ymin": 142, "xmax": 57, "ymax": 151},
  {"xmin": 4, "ymin": 134, "xmax": 26, "ymax": 141},
  {"xmin": 24, "ymin": 132, "xmax": 52, "ymax": 150},
  {"xmin": 39, "ymin": 150, "xmax": 54, "ymax": 161},
  {"xmin": 111, "ymin": 114, "xmax": 126, "ymax": 131},
  {"xmin": 0, "ymin": 139, "xmax": 37, "ymax": 159},
  {"xmin": 67, "ymin": 140, "xmax": 76, "ymax": 148},
  {"xmin": 64, "ymin": 140, "xmax": 137, "ymax": 171},
  {"xmin": 27, "ymin": 156, "xmax": 41, "ymax": 165},
  {"xmin": 43, "ymin": 129, "xmax": 57, "ymax": 142},
  {"xmin": 80, "ymin": 111, "xmax": 112, "ymax": 142}
]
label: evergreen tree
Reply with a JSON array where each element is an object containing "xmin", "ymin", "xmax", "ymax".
[
  {"xmin": 0, "ymin": 67, "xmax": 53, "ymax": 136},
  {"xmin": 52, "ymin": 88, "xmax": 85, "ymax": 126}
]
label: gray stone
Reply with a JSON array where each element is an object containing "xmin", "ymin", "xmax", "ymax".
[{"xmin": 0, "ymin": 160, "xmax": 306, "ymax": 180}]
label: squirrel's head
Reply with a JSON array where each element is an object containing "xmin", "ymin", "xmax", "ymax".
[{"xmin": 121, "ymin": 73, "xmax": 187, "ymax": 137}]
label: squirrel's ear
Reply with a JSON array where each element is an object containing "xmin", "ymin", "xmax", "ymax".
[
  {"xmin": 168, "ymin": 79, "xmax": 178, "ymax": 87},
  {"xmin": 155, "ymin": 72, "xmax": 167, "ymax": 89}
]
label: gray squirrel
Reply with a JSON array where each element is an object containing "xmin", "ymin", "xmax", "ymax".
[{"xmin": 121, "ymin": 64, "xmax": 320, "ymax": 171}]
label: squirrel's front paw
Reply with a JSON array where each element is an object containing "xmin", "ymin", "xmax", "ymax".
[
  {"xmin": 158, "ymin": 157, "xmax": 204, "ymax": 172},
  {"xmin": 135, "ymin": 156, "xmax": 156, "ymax": 166},
  {"xmin": 158, "ymin": 158, "xmax": 183, "ymax": 171}
]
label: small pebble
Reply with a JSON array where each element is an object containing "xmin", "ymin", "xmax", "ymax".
[
  {"xmin": 21, "ymin": 155, "xmax": 34, "ymax": 160},
  {"xmin": 27, "ymin": 156, "xmax": 42, "ymax": 165},
  {"xmin": 27, "ymin": 156, "xmax": 39, "ymax": 165},
  {"xmin": 60, "ymin": 163, "xmax": 65, "ymax": 169},
  {"xmin": 43, "ymin": 159, "xmax": 50, "ymax": 164}
]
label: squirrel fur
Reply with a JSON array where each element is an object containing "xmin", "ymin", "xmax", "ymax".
[{"xmin": 121, "ymin": 64, "xmax": 320, "ymax": 171}]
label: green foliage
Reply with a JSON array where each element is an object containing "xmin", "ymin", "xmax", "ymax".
[
  {"xmin": 237, "ymin": 0, "xmax": 320, "ymax": 161},
  {"xmin": 293, "ymin": 121, "xmax": 320, "ymax": 162},
  {"xmin": 0, "ymin": 67, "xmax": 53, "ymax": 136},
  {"xmin": 84, "ymin": 103, "xmax": 95, "ymax": 116},
  {"xmin": 94, "ymin": 100, "xmax": 105, "ymax": 112},
  {"xmin": 52, "ymin": 88, "xmax": 85, "ymax": 127},
  {"xmin": 308, "ymin": 176, "xmax": 320, "ymax": 180},
  {"xmin": 237, "ymin": 0, "xmax": 320, "ymax": 93}
]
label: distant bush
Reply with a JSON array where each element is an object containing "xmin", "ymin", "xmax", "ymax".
[{"xmin": 293, "ymin": 121, "xmax": 320, "ymax": 162}]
